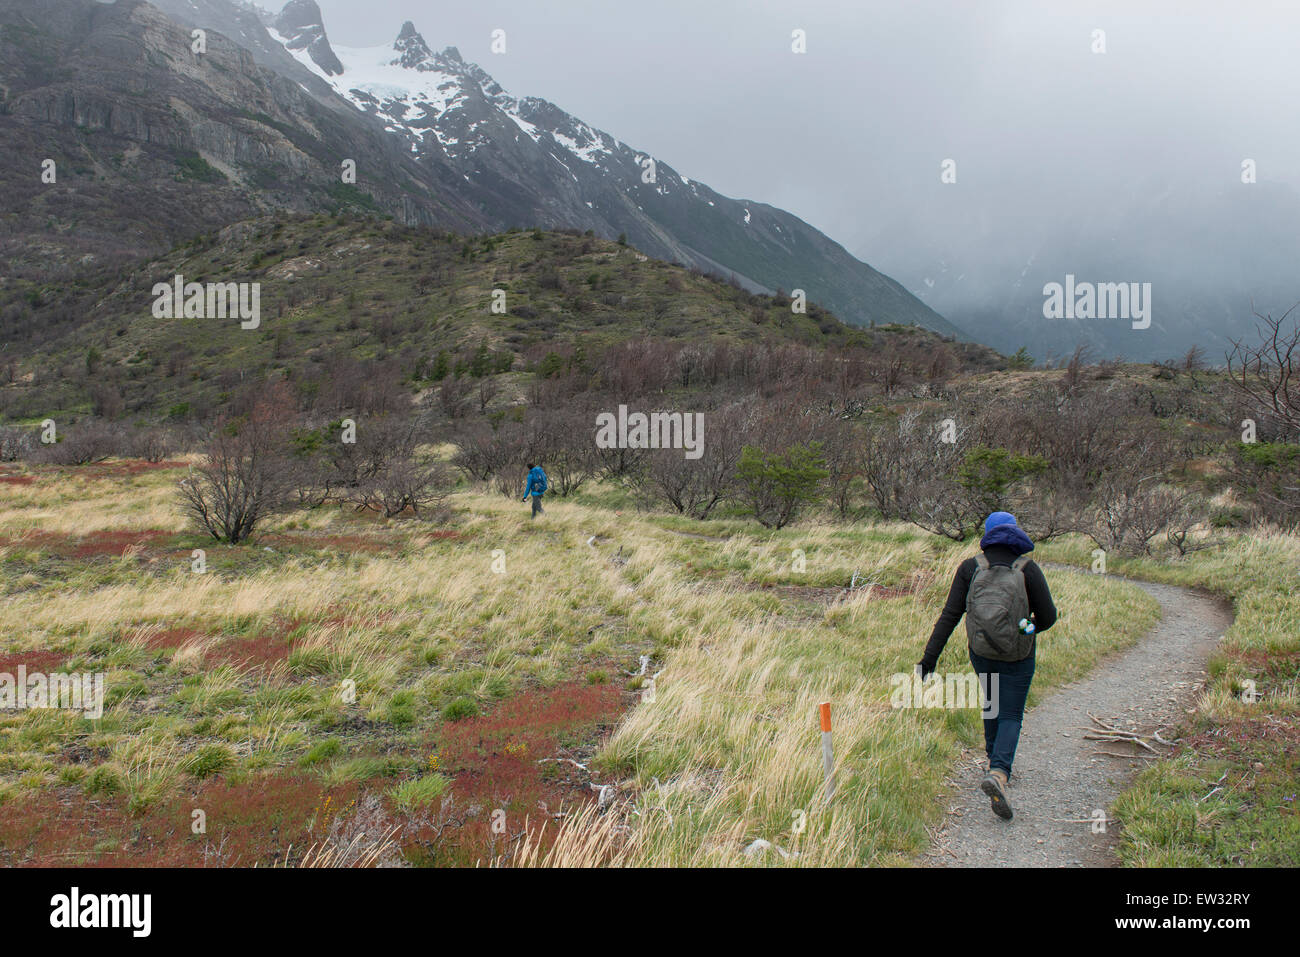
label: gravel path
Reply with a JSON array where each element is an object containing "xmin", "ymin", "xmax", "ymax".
[{"xmin": 926, "ymin": 569, "xmax": 1232, "ymax": 867}]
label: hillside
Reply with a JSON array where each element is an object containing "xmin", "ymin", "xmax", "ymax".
[
  {"xmin": 0, "ymin": 217, "xmax": 999, "ymax": 423},
  {"xmin": 0, "ymin": 0, "xmax": 489, "ymax": 279},
  {"xmin": 0, "ymin": 0, "xmax": 963, "ymax": 339},
  {"xmin": 248, "ymin": 1, "xmax": 963, "ymax": 336}
]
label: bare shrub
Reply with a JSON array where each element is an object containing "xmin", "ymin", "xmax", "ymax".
[
  {"xmin": 311, "ymin": 357, "xmax": 408, "ymax": 416},
  {"xmin": 592, "ymin": 441, "xmax": 648, "ymax": 483},
  {"xmin": 437, "ymin": 374, "xmax": 471, "ymax": 419},
  {"xmin": 1226, "ymin": 304, "xmax": 1300, "ymax": 439},
  {"xmin": 300, "ymin": 412, "xmax": 453, "ymax": 520},
  {"xmin": 1084, "ymin": 464, "xmax": 1192, "ymax": 556},
  {"xmin": 129, "ymin": 427, "xmax": 174, "ymax": 463},
  {"xmin": 361, "ymin": 457, "xmax": 452, "ymax": 518},
  {"xmin": 89, "ymin": 382, "xmax": 125, "ymax": 420},
  {"xmin": 178, "ymin": 384, "xmax": 296, "ymax": 544},
  {"xmin": 1164, "ymin": 494, "xmax": 1217, "ymax": 556},
  {"xmin": 36, "ymin": 420, "xmax": 122, "ymax": 465},
  {"xmin": 0, "ymin": 426, "xmax": 36, "ymax": 462},
  {"xmin": 636, "ymin": 403, "xmax": 748, "ymax": 519},
  {"xmin": 449, "ymin": 422, "xmax": 501, "ymax": 482},
  {"xmin": 862, "ymin": 410, "xmax": 977, "ymax": 539},
  {"xmin": 806, "ymin": 416, "xmax": 867, "ymax": 520},
  {"xmin": 529, "ymin": 406, "xmax": 598, "ymax": 497},
  {"xmin": 485, "ymin": 423, "xmax": 538, "ymax": 498}
]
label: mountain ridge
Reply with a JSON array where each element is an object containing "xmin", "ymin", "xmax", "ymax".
[
  {"xmin": 1, "ymin": 0, "xmax": 965, "ymax": 340},
  {"xmin": 0, "ymin": 215, "xmax": 1001, "ymax": 422},
  {"xmin": 245, "ymin": 0, "xmax": 967, "ymax": 337}
]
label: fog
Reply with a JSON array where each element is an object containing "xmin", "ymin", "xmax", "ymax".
[{"xmin": 310, "ymin": 0, "xmax": 1300, "ymax": 356}]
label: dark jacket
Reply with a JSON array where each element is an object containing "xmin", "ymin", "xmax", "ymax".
[{"xmin": 919, "ymin": 524, "xmax": 1057, "ymax": 674}]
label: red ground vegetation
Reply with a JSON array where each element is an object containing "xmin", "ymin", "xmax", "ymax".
[
  {"xmin": 427, "ymin": 680, "xmax": 631, "ymax": 865},
  {"xmin": 0, "ymin": 529, "xmax": 177, "ymax": 558},
  {"xmin": 75, "ymin": 461, "xmax": 188, "ymax": 478},
  {"xmin": 0, "ymin": 649, "xmax": 69, "ymax": 672},
  {"xmin": 0, "ymin": 679, "xmax": 635, "ymax": 866},
  {"xmin": 0, "ymin": 775, "xmax": 366, "ymax": 867}
]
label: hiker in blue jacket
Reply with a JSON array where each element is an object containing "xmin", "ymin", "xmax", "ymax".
[
  {"xmin": 917, "ymin": 511, "xmax": 1057, "ymax": 821},
  {"xmin": 522, "ymin": 463, "xmax": 548, "ymax": 518}
]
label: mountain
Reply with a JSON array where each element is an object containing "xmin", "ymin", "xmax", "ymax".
[
  {"xmin": 253, "ymin": 6, "xmax": 962, "ymax": 335},
  {"xmin": 0, "ymin": 0, "xmax": 490, "ymax": 279},
  {"xmin": 272, "ymin": 0, "xmax": 342, "ymax": 76},
  {"xmin": 1, "ymin": 0, "xmax": 960, "ymax": 337},
  {"xmin": 151, "ymin": 0, "xmax": 963, "ymax": 337}
]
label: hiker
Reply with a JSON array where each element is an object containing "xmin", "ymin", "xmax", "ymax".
[
  {"xmin": 522, "ymin": 462, "xmax": 548, "ymax": 518},
  {"xmin": 916, "ymin": 511, "xmax": 1057, "ymax": 821}
]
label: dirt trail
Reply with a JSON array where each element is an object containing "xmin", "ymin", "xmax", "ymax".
[{"xmin": 927, "ymin": 569, "xmax": 1232, "ymax": 867}]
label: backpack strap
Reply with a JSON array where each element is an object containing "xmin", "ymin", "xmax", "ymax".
[
  {"xmin": 1010, "ymin": 555, "xmax": 1032, "ymax": 605},
  {"xmin": 967, "ymin": 553, "xmax": 990, "ymax": 614}
]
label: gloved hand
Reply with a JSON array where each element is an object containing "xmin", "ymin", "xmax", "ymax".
[{"xmin": 916, "ymin": 661, "xmax": 936, "ymax": 681}]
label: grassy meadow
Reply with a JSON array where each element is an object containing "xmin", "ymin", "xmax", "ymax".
[{"xmin": 0, "ymin": 454, "xmax": 1180, "ymax": 867}]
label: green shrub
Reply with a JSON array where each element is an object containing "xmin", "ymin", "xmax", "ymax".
[
  {"xmin": 735, "ymin": 441, "xmax": 830, "ymax": 529},
  {"xmin": 299, "ymin": 738, "xmax": 343, "ymax": 767},
  {"xmin": 186, "ymin": 744, "xmax": 234, "ymax": 779},
  {"xmin": 392, "ymin": 773, "xmax": 450, "ymax": 810},
  {"xmin": 83, "ymin": 764, "xmax": 124, "ymax": 797},
  {"xmin": 175, "ymin": 151, "xmax": 225, "ymax": 183},
  {"xmin": 442, "ymin": 696, "xmax": 478, "ymax": 721}
]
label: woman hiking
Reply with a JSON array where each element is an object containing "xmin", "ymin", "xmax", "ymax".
[
  {"xmin": 521, "ymin": 462, "xmax": 548, "ymax": 519},
  {"xmin": 917, "ymin": 511, "xmax": 1057, "ymax": 821}
]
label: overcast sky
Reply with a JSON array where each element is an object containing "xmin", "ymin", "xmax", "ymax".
[{"xmin": 307, "ymin": 0, "xmax": 1300, "ymax": 268}]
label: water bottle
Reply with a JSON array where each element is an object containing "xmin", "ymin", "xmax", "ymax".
[{"xmin": 1018, "ymin": 617, "xmax": 1036, "ymax": 635}]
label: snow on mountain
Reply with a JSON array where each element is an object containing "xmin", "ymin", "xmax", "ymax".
[
  {"xmin": 252, "ymin": 2, "xmax": 964, "ymax": 334},
  {"xmin": 266, "ymin": 18, "xmax": 619, "ymax": 171}
]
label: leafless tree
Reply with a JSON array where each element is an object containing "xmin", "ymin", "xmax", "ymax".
[
  {"xmin": 636, "ymin": 403, "xmax": 748, "ymax": 519},
  {"xmin": 178, "ymin": 384, "xmax": 296, "ymax": 544},
  {"xmin": 1226, "ymin": 303, "xmax": 1300, "ymax": 439},
  {"xmin": 477, "ymin": 376, "xmax": 501, "ymax": 413},
  {"xmin": 129, "ymin": 428, "xmax": 174, "ymax": 463},
  {"xmin": 0, "ymin": 426, "xmax": 36, "ymax": 462},
  {"xmin": 36, "ymin": 420, "xmax": 122, "ymax": 465}
]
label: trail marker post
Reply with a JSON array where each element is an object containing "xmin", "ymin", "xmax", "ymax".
[{"xmin": 819, "ymin": 701, "xmax": 836, "ymax": 804}]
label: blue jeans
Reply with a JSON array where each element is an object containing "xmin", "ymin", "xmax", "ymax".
[{"xmin": 968, "ymin": 648, "xmax": 1035, "ymax": 779}]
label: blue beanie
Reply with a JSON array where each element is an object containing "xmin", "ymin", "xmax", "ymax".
[{"xmin": 984, "ymin": 511, "xmax": 1018, "ymax": 533}]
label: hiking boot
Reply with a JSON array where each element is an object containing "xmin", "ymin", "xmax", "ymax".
[{"xmin": 981, "ymin": 768, "xmax": 1013, "ymax": 821}]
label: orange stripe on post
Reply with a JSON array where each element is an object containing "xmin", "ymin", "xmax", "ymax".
[{"xmin": 819, "ymin": 701, "xmax": 836, "ymax": 803}]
